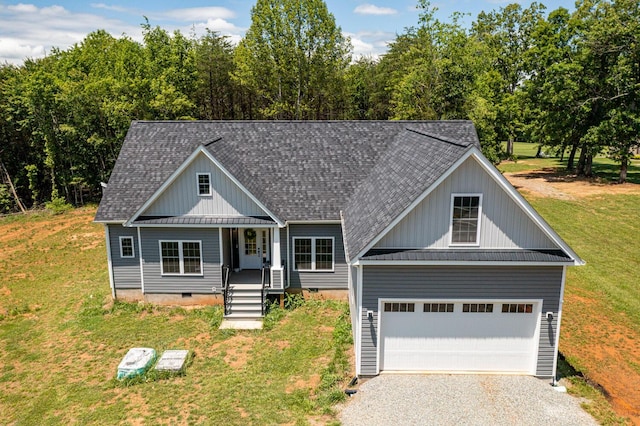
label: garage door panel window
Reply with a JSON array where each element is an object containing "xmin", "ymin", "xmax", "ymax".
[
  {"xmin": 293, "ymin": 237, "xmax": 334, "ymax": 271},
  {"xmin": 423, "ymin": 303, "xmax": 454, "ymax": 313},
  {"xmin": 501, "ymin": 303, "xmax": 533, "ymax": 313},
  {"xmin": 384, "ymin": 302, "xmax": 415, "ymax": 312},
  {"xmin": 462, "ymin": 303, "xmax": 493, "ymax": 313}
]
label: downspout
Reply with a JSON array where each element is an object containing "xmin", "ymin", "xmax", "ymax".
[
  {"xmin": 286, "ymin": 224, "xmax": 290, "ymax": 289},
  {"xmin": 104, "ymin": 224, "xmax": 116, "ymax": 299},
  {"xmin": 137, "ymin": 227, "xmax": 145, "ymax": 295}
]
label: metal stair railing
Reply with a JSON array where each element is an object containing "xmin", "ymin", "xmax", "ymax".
[{"xmin": 222, "ymin": 265, "xmax": 230, "ymax": 316}]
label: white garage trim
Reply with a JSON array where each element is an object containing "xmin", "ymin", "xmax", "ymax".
[{"xmin": 376, "ymin": 298, "xmax": 542, "ymax": 375}]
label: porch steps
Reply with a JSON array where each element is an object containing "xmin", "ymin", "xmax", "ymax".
[{"xmin": 223, "ymin": 284, "xmax": 264, "ymax": 325}]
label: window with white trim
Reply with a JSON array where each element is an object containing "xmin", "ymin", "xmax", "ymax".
[
  {"xmin": 119, "ymin": 236, "xmax": 134, "ymax": 258},
  {"xmin": 293, "ymin": 237, "xmax": 334, "ymax": 271},
  {"xmin": 450, "ymin": 194, "xmax": 482, "ymax": 245},
  {"xmin": 196, "ymin": 173, "xmax": 211, "ymax": 196},
  {"xmin": 160, "ymin": 240, "xmax": 203, "ymax": 275}
]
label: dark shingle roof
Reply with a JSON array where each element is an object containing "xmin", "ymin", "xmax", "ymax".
[
  {"xmin": 95, "ymin": 121, "xmax": 479, "ymax": 225},
  {"xmin": 342, "ymin": 126, "xmax": 477, "ymax": 260},
  {"xmin": 361, "ymin": 249, "xmax": 572, "ymax": 263}
]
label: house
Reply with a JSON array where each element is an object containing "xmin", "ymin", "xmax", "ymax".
[{"xmin": 95, "ymin": 120, "xmax": 583, "ymax": 379}]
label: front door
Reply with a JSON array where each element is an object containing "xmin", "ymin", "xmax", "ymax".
[{"xmin": 239, "ymin": 228, "xmax": 269, "ymax": 270}]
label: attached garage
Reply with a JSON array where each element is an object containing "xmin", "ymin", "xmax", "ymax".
[{"xmin": 379, "ymin": 300, "xmax": 541, "ymax": 374}]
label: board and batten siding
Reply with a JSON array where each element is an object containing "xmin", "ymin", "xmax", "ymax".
[
  {"xmin": 359, "ymin": 265, "xmax": 563, "ymax": 377},
  {"xmin": 140, "ymin": 228, "xmax": 221, "ymax": 294},
  {"xmin": 143, "ymin": 152, "xmax": 266, "ymax": 217},
  {"xmin": 375, "ymin": 157, "xmax": 557, "ymax": 249},
  {"xmin": 288, "ymin": 224, "xmax": 348, "ymax": 289},
  {"xmin": 108, "ymin": 225, "xmax": 141, "ymax": 289}
]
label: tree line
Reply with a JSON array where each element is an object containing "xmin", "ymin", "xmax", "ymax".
[{"xmin": 0, "ymin": 0, "xmax": 638, "ymax": 213}]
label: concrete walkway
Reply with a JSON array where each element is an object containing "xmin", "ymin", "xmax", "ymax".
[{"xmin": 338, "ymin": 375, "xmax": 598, "ymax": 426}]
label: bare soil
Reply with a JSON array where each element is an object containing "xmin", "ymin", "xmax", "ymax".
[{"xmin": 504, "ymin": 168, "xmax": 640, "ymax": 199}]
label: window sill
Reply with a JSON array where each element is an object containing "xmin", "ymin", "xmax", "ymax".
[{"xmin": 161, "ymin": 273, "xmax": 204, "ymax": 277}]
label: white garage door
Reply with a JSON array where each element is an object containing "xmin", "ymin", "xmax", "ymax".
[{"xmin": 380, "ymin": 301, "xmax": 540, "ymax": 374}]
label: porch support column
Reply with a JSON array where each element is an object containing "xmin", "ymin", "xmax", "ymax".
[{"xmin": 271, "ymin": 227, "xmax": 284, "ymax": 289}]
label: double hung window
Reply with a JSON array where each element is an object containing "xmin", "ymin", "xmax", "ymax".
[
  {"xmin": 119, "ymin": 236, "xmax": 134, "ymax": 258},
  {"xmin": 450, "ymin": 194, "xmax": 482, "ymax": 245},
  {"xmin": 293, "ymin": 237, "xmax": 334, "ymax": 271},
  {"xmin": 160, "ymin": 240, "xmax": 203, "ymax": 275}
]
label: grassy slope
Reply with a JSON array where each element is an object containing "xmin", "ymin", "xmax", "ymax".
[
  {"xmin": 500, "ymin": 143, "xmax": 640, "ymax": 424},
  {"xmin": 0, "ymin": 208, "xmax": 350, "ymax": 425}
]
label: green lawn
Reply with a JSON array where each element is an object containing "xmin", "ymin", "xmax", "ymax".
[
  {"xmin": 0, "ymin": 209, "xmax": 350, "ymax": 425},
  {"xmin": 498, "ymin": 142, "xmax": 640, "ymax": 184}
]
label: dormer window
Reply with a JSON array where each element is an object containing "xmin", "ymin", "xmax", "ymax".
[
  {"xmin": 450, "ymin": 194, "xmax": 482, "ymax": 245},
  {"xmin": 197, "ymin": 173, "xmax": 211, "ymax": 196}
]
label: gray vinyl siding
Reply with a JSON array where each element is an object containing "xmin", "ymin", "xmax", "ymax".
[
  {"xmin": 359, "ymin": 265, "xmax": 563, "ymax": 377},
  {"xmin": 108, "ymin": 225, "xmax": 141, "ymax": 289},
  {"xmin": 288, "ymin": 224, "xmax": 348, "ymax": 289},
  {"xmin": 375, "ymin": 157, "xmax": 557, "ymax": 249},
  {"xmin": 143, "ymin": 152, "xmax": 266, "ymax": 217},
  {"xmin": 140, "ymin": 228, "xmax": 221, "ymax": 294}
]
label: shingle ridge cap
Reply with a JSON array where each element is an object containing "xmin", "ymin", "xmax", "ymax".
[{"xmin": 405, "ymin": 127, "xmax": 471, "ymax": 148}]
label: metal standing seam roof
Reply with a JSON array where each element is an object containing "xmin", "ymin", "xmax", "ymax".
[
  {"xmin": 360, "ymin": 249, "xmax": 573, "ymax": 263},
  {"xmin": 133, "ymin": 216, "xmax": 276, "ymax": 226},
  {"xmin": 95, "ymin": 120, "xmax": 480, "ymax": 225}
]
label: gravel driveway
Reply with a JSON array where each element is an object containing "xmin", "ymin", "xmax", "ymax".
[{"xmin": 338, "ymin": 375, "xmax": 598, "ymax": 426}]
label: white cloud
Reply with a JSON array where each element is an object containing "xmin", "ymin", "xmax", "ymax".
[
  {"xmin": 0, "ymin": 3, "xmax": 140, "ymax": 64},
  {"xmin": 162, "ymin": 7, "xmax": 236, "ymax": 22},
  {"xmin": 0, "ymin": 37, "xmax": 45, "ymax": 63},
  {"xmin": 0, "ymin": 3, "xmax": 245, "ymax": 64},
  {"xmin": 90, "ymin": 3, "xmax": 130, "ymax": 13},
  {"xmin": 345, "ymin": 30, "xmax": 394, "ymax": 59},
  {"xmin": 354, "ymin": 4, "xmax": 398, "ymax": 16}
]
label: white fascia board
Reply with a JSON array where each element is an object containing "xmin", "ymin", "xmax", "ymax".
[
  {"xmin": 339, "ymin": 211, "xmax": 351, "ymax": 265},
  {"xmin": 352, "ymin": 150, "xmax": 475, "ymax": 260},
  {"xmin": 94, "ymin": 220, "xmax": 126, "ymax": 225},
  {"xmin": 126, "ymin": 146, "xmax": 284, "ymax": 228},
  {"xmin": 467, "ymin": 149, "xmax": 585, "ymax": 266},
  {"xmin": 357, "ymin": 260, "xmax": 576, "ymax": 266}
]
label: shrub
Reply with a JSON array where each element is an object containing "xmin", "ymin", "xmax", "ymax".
[{"xmin": 45, "ymin": 197, "xmax": 72, "ymax": 214}]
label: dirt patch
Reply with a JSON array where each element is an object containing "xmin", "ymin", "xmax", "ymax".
[
  {"xmin": 561, "ymin": 292, "xmax": 640, "ymax": 423},
  {"xmin": 504, "ymin": 168, "xmax": 640, "ymax": 199},
  {"xmin": 286, "ymin": 373, "xmax": 322, "ymax": 394},
  {"xmin": 0, "ymin": 209, "xmax": 97, "ymax": 261},
  {"xmin": 210, "ymin": 334, "xmax": 255, "ymax": 369}
]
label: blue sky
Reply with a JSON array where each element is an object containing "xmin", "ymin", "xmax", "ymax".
[{"xmin": 0, "ymin": 0, "xmax": 576, "ymax": 65}]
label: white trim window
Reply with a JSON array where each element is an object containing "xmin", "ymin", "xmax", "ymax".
[
  {"xmin": 293, "ymin": 237, "xmax": 334, "ymax": 271},
  {"xmin": 450, "ymin": 194, "xmax": 482, "ymax": 245},
  {"xmin": 119, "ymin": 236, "xmax": 134, "ymax": 258},
  {"xmin": 196, "ymin": 173, "xmax": 211, "ymax": 196},
  {"xmin": 159, "ymin": 240, "xmax": 203, "ymax": 275}
]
